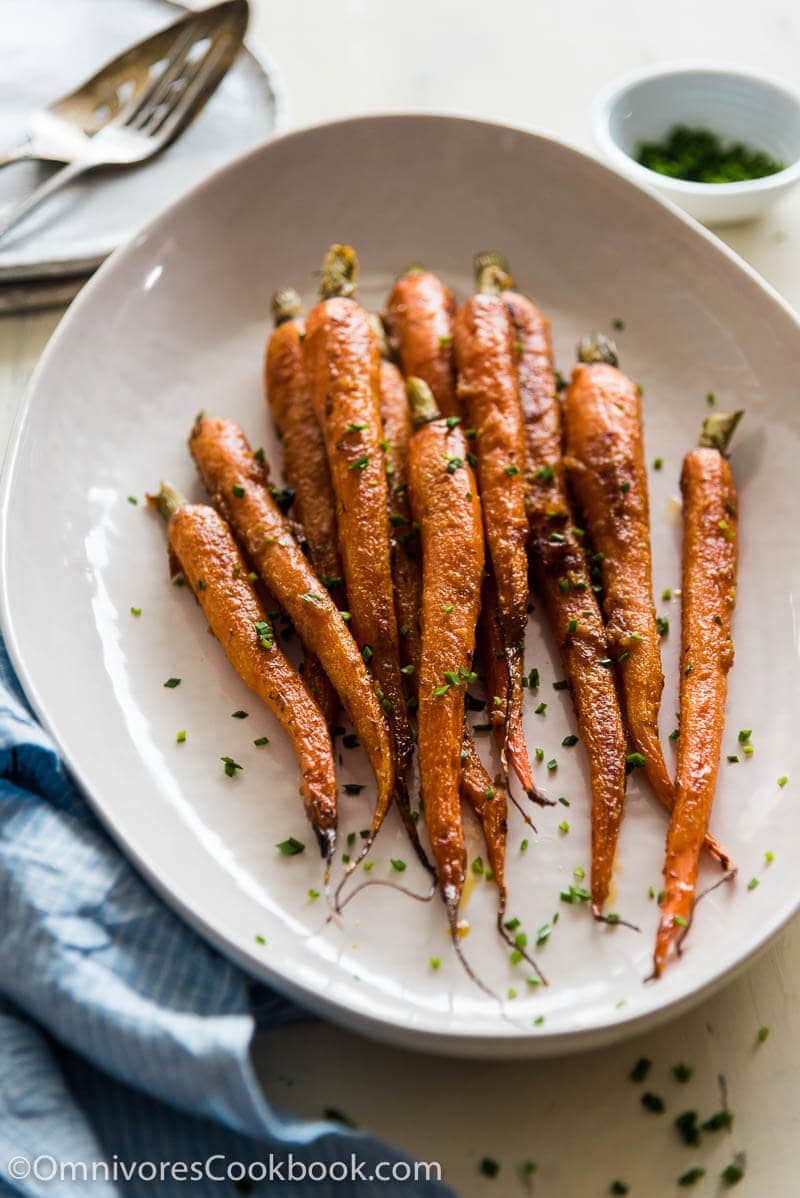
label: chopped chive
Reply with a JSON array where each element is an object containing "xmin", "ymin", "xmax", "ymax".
[
  {"xmin": 479, "ymin": 1158, "xmax": 500, "ymax": 1179},
  {"xmin": 520, "ymin": 838, "xmax": 529, "ymax": 852},
  {"xmin": 641, "ymin": 1092, "xmax": 665, "ymax": 1114},
  {"xmin": 626, "ymin": 751, "xmax": 646, "ymax": 769},
  {"xmin": 778, "ymin": 775, "xmax": 788, "ymax": 788},
  {"xmin": 130, "ymin": 606, "xmax": 142, "ymax": 617},
  {"xmin": 127, "ymin": 495, "xmax": 138, "ymax": 505},
  {"xmin": 253, "ymin": 736, "xmax": 269, "ymax": 747},
  {"xmin": 505, "ymin": 464, "xmax": 520, "ymax": 476},
  {"xmin": 429, "ymin": 956, "xmax": 441, "ymax": 970},
  {"xmin": 747, "ymin": 877, "xmax": 759, "ymax": 890},
  {"xmin": 562, "ymin": 734, "xmax": 578, "ymax": 747},
  {"xmin": 534, "ymin": 702, "xmax": 547, "ymax": 715},
  {"xmin": 176, "ymin": 730, "xmax": 186, "ymax": 744},
  {"xmin": 738, "ymin": 729, "xmax": 752, "ymax": 743},
  {"xmin": 620, "ymin": 481, "xmax": 630, "ymax": 494},
  {"xmin": 231, "ymin": 483, "xmax": 245, "ymax": 498},
  {"xmin": 678, "ymin": 1167, "xmax": 706, "ymax": 1187},
  {"xmin": 343, "ymin": 783, "xmax": 365, "ymax": 795},
  {"xmin": 345, "ymin": 421, "xmax": 367, "ymax": 433},
  {"xmin": 547, "ymin": 758, "xmax": 557, "ymax": 772},
  {"xmin": 308, "ymin": 888, "xmax": 320, "ymax": 900},
  {"xmin": 662, "ymin": 588, "xmax": 672, "ymax": 601},
  {"xmin": 567, "ymin": 618, "xmax": 578, "ymax": 633},
  {"xmin": 674, "ymin": 1110, "xmax": 701, "ymax": 1147},
  {"xmin": 558, "ymin": 820, "xmax": 569, "ymax": 833},
  {"xmin": 231, "ymin": 710, "xmax": 248, "ymax": 719},
  {"xmin": 390, "ymin": 858, "xmax": 406, "ymax": 872},
  {"xmin": 629, "ymin": 1057, "xmax": 651, "ymax": 1083},
  {"xmin": 727, "ymin": 755, "xmax": 739, "ymax": 764},
  {"xmin": 348, "ymin": 455, "xmax": 370, "ymax": 472},
  {"xmin": 220, "ymin": 756, "xmax": 242, "ymax": 777},
  {"xmin": 669, "ymin": 728, "xmax": 680, "ymax": 741},
  {"xmin": 446, "ymin": 457, "xmax": 464, "ymax": 474},
  {"xmin": 672, "ymin": 914, "xmax": 688, "ymax": 927},
  {"xmin": 163, "ymin": 677, "xmax": 181, "ymax": 689},
  {"xmin": 276, "ymin": 837, "xmax": 305, "ymax": 856},
  {"xmin": 757, "ymin": 1025, "xmax": 770, "ymax": 1042},
  {"xmin": 653, "ymin": 457, "xmax": 663, "ymax": 470},
  {"xmin": 254, "ymin": 933, "xmax": 266, "ymax": 945},
  {"xmin": 672, "ymin": 1063, "xmax": 693, "ymax": 1083},
  {"xmin": 553, "ymin": 679, "xmax": 569, "ymax": 691}
]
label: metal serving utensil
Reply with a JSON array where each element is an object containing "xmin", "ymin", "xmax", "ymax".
[{"xmin": 0, "ymin": 0, "xmax": 249, "ymax": 243}]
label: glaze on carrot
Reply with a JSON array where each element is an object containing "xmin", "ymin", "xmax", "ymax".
[
  {"xmin": 381, "ymin": 359, "xmax": 510, "ymax": 908},
  {"xmin": 384, "ymin": 268, "xmax": 459, "ymax": 417},
  {"xmin": 454, "ymin": 268, "xmax": 543, "ymax": 804},
  {"xmin": 302, "ymin": 246, "xmax": 423, "ymax": 871},
  {"xmin": 377, "ymin": 355, "xmax": 423, "ymax": 677},
  {"xmin": 564, "ymin": 340, "xmax": 682, "ymax": 815},
  {"xmin": 153, "ymin": 484, "xmax": 338, "ymax": 859},
  {"xmin": 407, "ymin": 378, "xmax": 483, "ymax": 917},
  {"xmin": 265, "ymin": 286, "xmax": 342, "ymax": 725},
  {"xmin": 654, "ymin": 411, "xmax": 741, "ymax": 976},
  {"xmin": 188, "ymin": 415, "xmax": 395, "ymax": 848},
  {"xmin": 473, "ymin": 256, "xmax": 627, "ymax": 913}
]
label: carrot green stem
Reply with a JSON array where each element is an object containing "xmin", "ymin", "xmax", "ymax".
[
  {"xmin": 406, "ymin": 376, "xmax": 441, "ymax": 426},
  {"xmin": 699, "ymin": 410, "xmax": 743, "ymax": 456},
  {"xmin": 577, "ymin": 333, "xmax": 619, "ymax": 367},
  {"xmin": 319, "ymin": 243, "xmax": 358, "ymax": 299},
  {"xmin": 154, "ymin": 482, "xmax": 186, "ymax": 522},
  {"xmin": 271, "ymin": 287, "xmax": 303, "ymax": 326},
  {"xmin": 473, "ymin": 250, "xmax": 514, "ymax": 295}
]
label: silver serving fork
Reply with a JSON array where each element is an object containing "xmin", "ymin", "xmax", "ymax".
[{"xmin": 0, "ymin": 0, "xmax": 248, "ymax": 243}]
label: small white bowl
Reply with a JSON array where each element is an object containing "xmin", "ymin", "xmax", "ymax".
[{"xmin": 593, "ymin": 62, "xmax": 800, "ymax": 225}]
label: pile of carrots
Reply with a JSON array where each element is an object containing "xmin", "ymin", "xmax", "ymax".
[{"xmin": 152, "ymin": 245, "xmax": 742, "ymax": 985}]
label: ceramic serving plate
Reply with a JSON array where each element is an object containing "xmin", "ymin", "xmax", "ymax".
[{"xmin": 2, "ymin": 116, "xmax": 799, "ymax": 1058}]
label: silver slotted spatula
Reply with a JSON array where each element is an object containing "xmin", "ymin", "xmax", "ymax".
[{"xmin": 0, "ymin": 0, "xmax": 249, "ymax": 243}]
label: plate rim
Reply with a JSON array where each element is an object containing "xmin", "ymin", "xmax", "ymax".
[{"xmin": 2, "ymin": 111, "xmax": 799, "ymax": 1058}]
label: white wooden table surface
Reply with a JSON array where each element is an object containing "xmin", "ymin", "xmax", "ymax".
[{"xmin": 2, "ymin": 2, "xmax": 799, "ymax": 1194}]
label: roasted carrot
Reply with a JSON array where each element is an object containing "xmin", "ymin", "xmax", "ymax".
[
  {"xmin": 302, "ymin": 245, "xmax": 424, "ymax": 875},
  {"xmin": 384, "ymin": 268, "xmax": 459, "ymax": 417},
  {"xmin": 265, "ymin": 286, "xmax": 342, "ymax": 725},
  {"xmin": 654, "ymin": 412, "xmax": 741, "ymax": 976},
  {"xmin": 188, "ymin": 415, "xmax": 396, "ymax": 850},
  {"xmin": 565, "ymin": 338, "xmax": 732, "ymax": 874},
  {"xmin": 381, "ymin": 360, "xmax": 513, "ymax": 913},
  {"xmin": 377, "ymin": 354, "xmax": 422, "ymax": 677},
  {"xmin": 265, "ymin": 287, "xmax": 345, "ymax": 607},
  {"xmin": 454, "ymin": 266, "xmax": 544, "ymax": 805},
  {"xmin": 407, "ymin": 377, "xmax": 490, "ymax": 975},
  {"xmin": 153, "ymin": 483, "xmax": 338, "ymax": 859},
  {"xmin": 469, "ymin": 255, "xmax": 625, "ymax": 914}
]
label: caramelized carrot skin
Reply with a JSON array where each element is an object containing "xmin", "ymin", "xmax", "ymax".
[
  {"xmin": 380, "ymin": 359, "xmax": 505, "ymax": 882},
  {"xmin": 655, "ymin": 448, "xmax": 738, "ymax": 974},
  {"xmin": 265, "ymin": 317, "xmax": 341, "ymax": 725},
  {"xmin": 506, "ymin": 293, "xmax": 626, "ymax": 909},
  {"xmin": 564, "ymin": 362, "xmax": 673, "ymax": 812},
  {"xmin": 409, "ymin": 420, "xmax": 484, "ymax": 904},
  {"xmin": 378, "ymin": 358, "xmax": 422, "ymax": 674},
  {"xmin": 303, "ymin": 298, "xmax": 413, "ymax": 775},
  {"xmin": 188, "ymin": 416, "xmax": 395, "ymax": 832},
  {"xmin": 454, "ymin": 294, "xmax": 528, "ymax": 646},
  {"xmin": 265, "ymin": 317, "xmax": 344, "ymax": 594},
  {"xmin": 384, "ymin": 271, "xmax": 458, "ymax": 417},
  {"xmin": 168, "ymin": 503, "xmax": 337, "ymax": 846}
]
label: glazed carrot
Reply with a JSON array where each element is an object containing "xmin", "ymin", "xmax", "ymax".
[
  {"xmin": 564, "ymin": 338, "xmax": 682, "ymax": 826},
  {"xmin": 377, "ymin": 355, "xmax": 422, "ymax": 676},
  {"xmin": 407, "ymin": 379, "xmax": 483, "ymax": 918},
  {"xmin": 384, "ymin": 268, "xmax": 459, "ymax": 417},
  {"xmin": 302, "ymin": 246, "xmax": 423, "ymax": 872},
  {"xmin": 153, "ymin": 484, "xmax": 338, "ymax": 859},
  {"xmin": 454, "ymin": 266, "xmax": 543, "ymax": 804},
  {"xmin": 381, "ymin": 360, "xmax": 512, "ymax": 906},
  {"xmin": 188, "ymin": 416, "xmax": 395, "ymax": 848},
  {"xmin": 654, "ymin": 412, "xmax": 741, "ymax": 976},
  {"xmin": 265, "ymin": 286, "xmax": 342, "ymax": 725}
]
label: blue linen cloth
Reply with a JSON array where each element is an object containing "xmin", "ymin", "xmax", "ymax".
[{"xmin": 0, "ymin": 638, "xmax": 454, "ymax": 1196}]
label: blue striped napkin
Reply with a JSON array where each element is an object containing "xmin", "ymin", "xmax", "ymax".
[{"xmin": 0, "ymin": 638, "xmax": 454, "ymax": 1197}]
